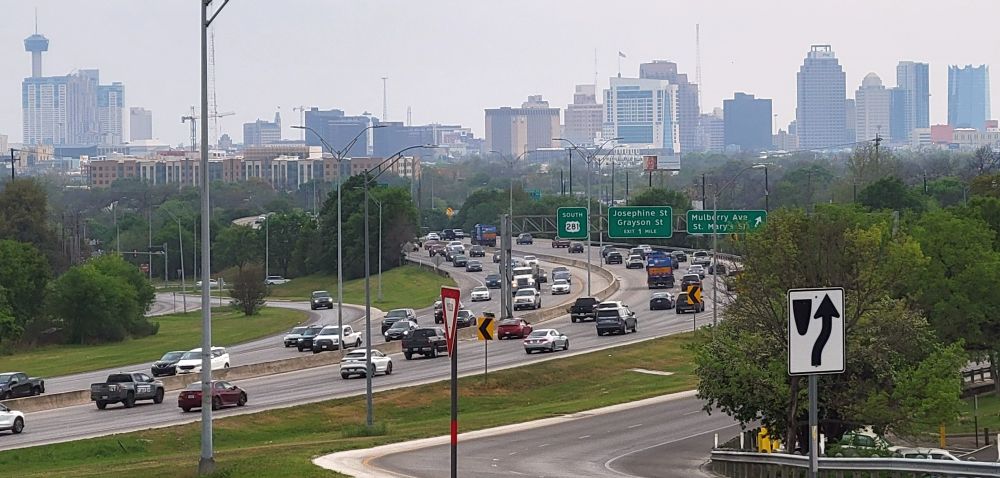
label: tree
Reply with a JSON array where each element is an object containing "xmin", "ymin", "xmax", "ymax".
[
  {"xmin": 628, "ymin": 187, "xmax": 690, "ymax": 211},
  {"xmin": 0, "ymin": 179, "xmax": 61, "ymax": 270},
  {"xmin": 694, "ymin": 206, "xmax": 963, "ymax": 452},
  {"xmin": 925, "ymin": 177, "xmax": 966, "ymax": 208},
  {"xmin": 0, "ymin": 240, "xmax": 50, "ymax": 338},
  {"xmin": 214, "ymin": 224, "xmax": 261, "ymax": 271},
  {"xmin": 89, "ymin": 254, "xmax": 155, "ymax": 314},
  {"xmin": 49, "ymin": 264, "xmax": 138, "ymax": 344},
  {"xmin": 0, "ymin": 290, "xmax": 20, "ymax": 348},
  {"xmin": 858, "ymin": 176, "xmax": 926, "ymax": 212},
  {"xmin": 847, "ymin": 141, "xmax": 896, "ymax": 187},
  {"xmin": 263, "ymin": 211, "xmax": 312, "ymax": 277},
  {"xmin": 971, "ymin": 145, "xmax": 998, "ymax": 176},
  {"xmin": 229, "ymin": 264, "xmax": 267, "ymax": 315}
]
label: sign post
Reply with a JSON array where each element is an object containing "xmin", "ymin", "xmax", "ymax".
[
  {"xmin": 788, "ymin": 287, "xmax": 845, "ymax": 478},
  {"xmin": 686, "ymin": 284, "xmax": 702, "ymax": 332},
  {"xmin": 440, "ymin": 286, "xmax": 462, "ymax": 478},
  {"xmin": 477, "ymin": 313, "xmax": 495, "ymax": 383}
]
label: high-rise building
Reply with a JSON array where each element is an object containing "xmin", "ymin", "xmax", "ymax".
[
  {"xmin": 845, "ymin": 98, "xmax": 857, "ymax": 143},
  {"xmin": 698, "ymin": 108, "xmax": 725, "ymax": 153},
  {"xmin": 855, "ymin": 73, "xmax": 891, "ymax": 142},
  {"xmin": 723, "ymin": 92, "xmax": 772, "ymax": 152},
  {"xmin": 603, "ymin": 77, "xmax": 680, "ymax": 152},
  {"xmin": 796, "ymin": 45, "xmax": 848, "ymax": 149},
  {"xmin": 563, "ymin": 85, "xmax": 603, "ymax": 146},
  {"xmin": 130, "ymin": 107, "xmax": 153, "ymax": 141},
  {"xmin": 948, "ymin": 64, "xmax": 991, "ymax": 130},
  {"xmin": 243, "ymin": 112, "xmax": 282, "ymax": 146},
  {"xmin": 639, "ymin": 60, "xmax": 700, "ymax": 153},
  {"xmin": 304, "ymin": 107, "xmax": 377, "ymax": 157},
  {"xmin": 889, "ymin": 88, "xmax": 908, "ymax": 143},
  {"xmin": 97, "ymin": 82, "xmax": 124, "ymax": 144},
  {"xmin": 485, "ymin": 95, "xmax": 560, "ymax": 156},
  {"xmin": 896, "ymin": 61, "xmax": 930, "ymax": 138}
]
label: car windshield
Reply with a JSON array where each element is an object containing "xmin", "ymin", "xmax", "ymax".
[
  {"xmin": 684, "ymin": 275, "xmax": 700, "ymax": 281},
  {"xmin": 319, "ymin": 326, "xmax": 340, "ymax": 335},
  {"xmin": 107, "ymin": 374, "xmax": 135, "ymax": 383},
  {"xmin": 0, "ymin": 375, "xmax": 11, "ymax": 384},
  {"xmin": 486, "ymin": 274, "xmax": 500, "ymax": 281},
  {"xmin": 499, "ymin": 319, "xmax": 521, "ymax": 326},
  {"xmin": 344, "ymin": 352, "xmax": 366, "ymax": 360},
  {"xmin": 515, "ymin": 289, "xmax": 534, "ymax": 296},
  {"xmin": 386, "ymin": 309, "xmax": 408, "ymax": 318},
  {"xmin": 312, "ymin": 291, "xmax": 330, "ymax": 299},
  {"xmin": 289, "ymin": 326, "xmax": 307, "ymax": 334},
  {"xmin": 180, "ymin": 350, "xmax": 202, "ymax": 360},
  {"xmin": 160, "ymin": 351, "xmax": 185, "ymax": 361},
  {"xmin": 301, "ymin": 327, "xmax": 323, "ymax": 336},
  {"xmin": 185, "ymin": 382, "xmax": 213, "ymax": 390},
  {"xmin": 524, "ymin": 256, "xmax": 537, "ymax": 261},
  {"xmin": 652, "ymin": 293, "xmax": 669, "ymax": 299},
  {"xmin": 473, "ymin": 286, "xmax": 488, "ymax": 292},
  {"xmin": 527, "ymin": 330, "xmax": 549, "ymax": 338},
  {"xmin": 554, "ymin": 279, "xmax": 568, "ymax": 286},
  {"xmin": 458, "ymin": 310, "xmax": 472, "ymax": 318},
  {"xmin": 388, "ymin": 321, "xmax": 410, "ymax": 330},
  {"xmin": 468, "ymin": 260, "xmax": 480, "ymax": 266}
]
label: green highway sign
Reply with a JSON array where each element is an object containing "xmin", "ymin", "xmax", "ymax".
[
  {"xmin": 608, "ymin": 206, "xmax": 673, "ymax": 239},
  {"xmin": 556, "ymin": 207, "xmax": 588, "ymax": 239},
  {"xmin": 686, "ymin": 210, "xmax": 767, "ymax": 235}
]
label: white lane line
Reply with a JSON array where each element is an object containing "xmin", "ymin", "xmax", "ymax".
[
  {"xmin": 627, "ymin": 423, "xmax": 643, "ymax": 429},
  {"xmin": 539, "ymin": 443, "xmax": 550, "ymax": 447},
  {"xmin": 578, "ymin": 435, "xmax": 591, "ymax": 439},
  {"xmin": 683, "ymin": 409, "xmax": 703, "ymax": 416},
  {"xmin": 603, "ymin": 423, "xmax": 738, "ymax": 477}
]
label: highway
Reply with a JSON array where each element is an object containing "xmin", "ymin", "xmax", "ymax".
[
  {"xmin": 373, "ymin": 395, "xmax": 740, "ymax": 477},
  {"xmin": 0, "ymin": 238, "xmax": 726, "ymax": 451}
]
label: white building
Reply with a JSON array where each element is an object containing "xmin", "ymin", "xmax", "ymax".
[
  {"xmin": 855, "ymin": 73, "xmax": 892, "ymax": 142},
  {"xmin": 603, "ymin": 77, "xmax": 680, "ymax": 153},
  {"xmin": 564, "ymin": 85, "xmax": 603, "ymax": 146}
]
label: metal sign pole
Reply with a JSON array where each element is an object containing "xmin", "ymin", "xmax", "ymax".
[
  {"xmin": 484, "ymin": 336, "xmax": 488, "ymax": 384},
  {"xmin": 451, "ymin": 334, "xmax": 458, "ymax": 478},
  {"xmin": 809, "ymin": 374, "xmax": 818, "ymax": 477}
]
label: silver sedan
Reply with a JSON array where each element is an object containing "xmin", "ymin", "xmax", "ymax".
[{"xmin": 523, "ymin": 329, "xmax": 569, "ymax": 354}]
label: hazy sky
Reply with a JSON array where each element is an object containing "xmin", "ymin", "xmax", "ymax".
[{"xmin": 2, "ymin": 0, "xmax": 998, "ymax": 147}]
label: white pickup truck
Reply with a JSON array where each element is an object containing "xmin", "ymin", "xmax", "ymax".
[{"xmin": 311, "ymin": 325, "xmax": 363, "ymax": 353}]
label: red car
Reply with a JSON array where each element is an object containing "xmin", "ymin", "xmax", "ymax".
[
  {"xmin": 178, "ymin": 380, "xmax": 247, "ymax": 412},
  {"xmin": 497, "ymin": 318, "xmax": 533, "ymax": 340}
]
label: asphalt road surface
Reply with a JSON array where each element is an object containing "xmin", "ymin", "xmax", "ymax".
[
  {"xmin": 374, "ymin": 395, "xmax": 740, "ymax": 477},
  {"xmin": 3, "ymin": 238, "xmax": 726, "ymax": 450}
]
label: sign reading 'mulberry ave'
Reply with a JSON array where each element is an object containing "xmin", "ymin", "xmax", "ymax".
[{"xmin": 686, "ymin": 210, "xmax": 767, "ymax": 235}]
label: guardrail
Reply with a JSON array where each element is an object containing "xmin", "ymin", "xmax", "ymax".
[{"xmin": 711, "ymin": 449, "xmax": 1000, "ymax": 477}]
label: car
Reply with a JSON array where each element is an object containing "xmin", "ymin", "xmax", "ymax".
[
  {"xmin": 524, "ymin": 329, "xmax": 569, "ymax": 354},
  {"xmin": 596, "ymin": 306, "xmax": 638, "ymax": 335},
  {"xmin": 605, "ymin": 251, "xmax": 623, "ymax": 264},
  {"xmin": 889, "ymin": 446, "xmax": 960, "ymax": 461},
  {"xmin": 516, "ymin": 233, "xmax": 534, "ymax": 245},
  {"xmin": 0, "ymin": 372, "xmax": 45, "ymax": 399},
  {"xmin": 313, "ymin": 325, "xmax": 363, "ymax": 352},
  {"xmin": 708, "ymin": 262, "xmax": 728, "ymax": 275},
  {"xmin": 423, "ymin": 239, "xmax": 441, "ymax": 251},
  {"xmin": 513, "ymin": 287, "xmax": 541, "ymax": 310},
  {"xmin": 692, "ymin": 250, "xmax": 711, "ymax": 266},
  {"xmin": 833, "ymin": 429, "xmax": 892, "ymax": 456},
  {"xmin": 195, "ymin": 279, "xmax": 219, "ymax": 288},
  {"xmin": 534, "ymin": 267, "xmax": 548, "ymax": 284},
  {"xmin": 283, "ymin": 326, "xmax": 308, "ymax": 347},
  {"xmin": 0, "ymin": 404, "xmax": 24, "ymax": 434},
  {"xmin": 175, "ymin": 347, "xmax": 230, "ymax": 373},
  {"xmin": 90, "ymin": 372, "xmax": 165, "ymax": 409},
  {"xmin": 429, "ymin": 244, "xmax": 447, "ymax": 256},
  {"xmin": 401, "ymin": 327, "xmax": 448, "ymax": 359},
  {"xmin": 310, "ymin": 290, "xmax": 334, "ymax": 310},
  {"xmin": 425, "ymin": 232, "xmax": 441, "ymax": 241},
  {"xmin": 552, "ymin": 237, "xmax": 570, "ymax": 248},
  {"xmin": 639, "ymin": 244, "xmax": 653, "ymax": 255},
  {"xmin": 484, "ymin": 273, "xmax": 502, "ymax": 288},
  {"xmin": 469, "ymin": 245, "xmax": 486, "ymax": 257},
  {"xmin": 687, "ymin": 264, "xmax": 706, "ymax": 279},
  {"xmin": 675, "ymin": 292, "xmax": 705, "ymax": 314},
  {"xmin": 340, "ymin": 350, "xmax": 393, "ymax": 379},
  {"xmin": 383, "ymin": 320, "xmax": 418, "ymax": 342},
  {"xmin": 601, "ymin": 245, "xmax": 616, "ymax": 258},
  {"xmin": 447, "ymin": 240, "xmax": 464, "ymax": 248},
  {"xmin": 680, "ymin": 274, "xmax": 702, "ymax": 289},
  {"xmin": 456, "ymin": 309, "xmax": 477, "ymax": 328},
  {"xmin": 672, "ymin": 251, "xmax": 687, "ymax": 263},
  {"xmin": 264, "ymin": 275, "xmax": 291, "ymax": 285},
  {"xmin": 551, "ymin": 279, "xmax": 571, "ymax": 295},
  {"xmin": 150, "ymin": 351, "xmax": 186, "ymax": 377},
  {"xmin": 626, "ymin": 255, "xmax": 644, "ymax": 269},
  {"xmin": 492, "ymin": 251, "xmax": 501, "ymax": 263},
  {"xmin": 382, "ymin": 308, "xmax": 418, "ymax": 334},
  {"xmin": 551, "ymin": 269, "xmax": 571, "ymax": 284},
  {"xmin": 523, "ymin": 255, "xmax": 539, "ymax": 267},
  {"xmin": 649, "ymin": 292, "xmax": 675, "ymax": 310},
  {"xmin": 630, "ymin": 247, "xmax": 646, "ymax": 260},
  {"xmin": 569, "ymin": 297, "xmax": 600, "ymax": 322},
  {"xmin": 471, "ymin": 285, "xmax": 491, "ymax": 301},
  {"xmin": 433, "ymin": 300, "xmax": 443, "ymax": 323},
  {"xmin": 465, "ymin": 259, "xmax": 483, "ymax": 272},
  {"xmin": 596, "ymin": 300, "xmax": 628, "ymax": 310},
  {"xmin": 178, "ymin": 380, "xmax": 247, "ymax": 412},
  {"xmin": 569, "ymin": 242, "xmax": 584, "ymax": 253},
  {"xmin": 453, "ymin": 230, "xmax": 466, "ymax": 240},
  {"xmin": 442, "ymin": 229, "xmax": 457, "ymax": 240},
  {"xmin": 497, "ymin": 318, "xmax": 533, "ymax": 339},
  {"xmin": 452, "ymin": 254, "xmax": 469, "ymax": 267},
  {"xmin": 295, "ymin": 325, "xmax": 326, "ymax": 351}
]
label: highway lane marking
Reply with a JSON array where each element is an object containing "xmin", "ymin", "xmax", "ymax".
[
  {"xmin": 602, "ymin": 422, "xmax": 739, "ymax": 477},
  {"xmin": 539, "ymin": 443, "xmax": 550, "ymax": 447},
  {"xmin": 627, "ymin": 423, "xmax": 643, "ymax": 429},
  {"xmin": 683, "ymin": 409, "xmax": 703, "ymax": 416},
  {"xmin": 578, "ymin": 435, "xmax": 591, "ymax": 439}
]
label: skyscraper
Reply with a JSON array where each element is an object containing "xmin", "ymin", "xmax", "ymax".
[
  {"xmin": 97, "ymin": 82, "xmax": 124, "ymax": 144},
  {"xmin": 854, "ymin": 73, "xmax": 891, "ymax": 141},
  {"xmin": 896, "ymin": 61, "xmax": 930, "ymax": 138},
  {"xmin": 563, "ymin": 85, "xmax": 603, "ymax": 146},
  {"xmin": 304, "ymin": 107, "xmax": 377, "ymax": 157},
  {"xmin": 243, "ymin": 112, "xmax": 282, "ymax": 146},
  {"xmin": 948, "ymin": 64, "xmax": 991, "ymax": 130},
  {"xmin": 603, "ymin": 77, "xmax": 680, "ymax": 152},
  {"xmin": 130, "ymin": 107, "xmax": 153, "ymax": 141},
  {"xmin": 796, "ymin": 45, "xmax": 848, "ymax": 149},
  {"xmin": 639, "ymin": 60, "xmax": 700, "ymax": 153},
  {"xmin": 723, "ymin": 92, "xmax": 772, "ymax": 152},
  {"xmin": 485, "ymin": 95, "xmax": 560, "ymax": 156}
]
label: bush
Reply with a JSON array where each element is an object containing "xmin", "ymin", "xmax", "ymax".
[{"xmin": 229, "ymin": 264, "xmax": 267, "ymax": 316}]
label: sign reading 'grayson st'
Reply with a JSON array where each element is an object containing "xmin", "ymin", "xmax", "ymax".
[
  {"xmin": 608, "ymin": 206, "xmax": 673, "ymax": 238},
  {"xmin": 686, "ymin": 210, "xmax": 767, "ymax": 235}
]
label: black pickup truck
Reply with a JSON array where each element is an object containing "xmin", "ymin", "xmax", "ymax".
[
  {"xmin": 90, "ymin": 372, "xmax": 165, "ymax": 409},
  {"xmin": 569, "ymin": 297, "xmax": 600, "ymax": 323},
  {"xmin": 401, "ymin": 327, "xmax": 448, "ymax": 360},
  {"xmin": 0, "ymin": 372, "xmax": 45, "ymax": 399}
]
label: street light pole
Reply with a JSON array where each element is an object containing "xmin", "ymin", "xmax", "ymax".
[{"xmin": 265, "ymin": 216, "xmax": 269, "ymax": 278}]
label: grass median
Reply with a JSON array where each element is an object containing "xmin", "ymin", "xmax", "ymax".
[
  {"xmin": 1, "ymin": 332, "xmax": 703, "ymax": 478},
  {"xmin": 0, "ymin": 307, "xmax": 308, "ymax": 378},
  {"xmin": 267, "ymin": 264, "xmax": 455, "ymax": 310}
]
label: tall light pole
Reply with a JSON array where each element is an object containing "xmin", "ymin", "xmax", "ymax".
[
  {"xmin": 554, "ymin": 137, "xmax": 621, "ymax": 296},
  {"xmin": 292, "ymin": 124, "xmax": 385, "ymax": 356},
  {"xmin": 369, "ymin": 196, "xmax": 384, "ymax": 301},
  {"xmin": 710, "ymin": 163, "xmax": 768, "ymax": 326},
  {"xmin": 199, "ymin": 1, "xmax": 230, "ymax": 474},
  {"xmin": 164, "ymin": 208, "xmax": 187, "ymax": 313},
  {"xmin": 264, "ymin": 215, "xmax": 269, "ymax": 278},
  {"xmin": 489, "ymin": 149, "xmax": 536, "ymax": 225},
  {"xmin": 363, "ymin": 144, "xmax": 434, "ymax": 428}
]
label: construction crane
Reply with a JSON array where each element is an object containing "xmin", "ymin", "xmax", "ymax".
[{"xmin": 181, "ymin": 106, "xmax": 235, "ymax": 151}]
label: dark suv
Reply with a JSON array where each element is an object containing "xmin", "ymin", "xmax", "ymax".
[
  {"xmin": 596, "ymin": 306, "xmax": 637, "ymax": 336},
  {"xmin": 469, "ymin": 245, "xmax": 486, "ymax": 257},
  {"xmin": 296, "ymin": 325, "xmax": 326, "ymax": 352},
  {"xmin": 605, "ymin": 251, "xmax": 623, "ymax": 264},
  {"xmin": 382, "ymin": 308, "xmax": 417, "ymax": 334},
  {"xmin": 516, "ymin": 233, "xmax": 533, "ymax": 245},
  {"xmin": 310, "ymin": 290, "xmax": 334, "ymax": 310}
]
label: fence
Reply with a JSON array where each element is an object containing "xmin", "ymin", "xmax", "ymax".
[{"xmin": 711, "ymin": 449, "xmax": 1000, "ymax": 477}]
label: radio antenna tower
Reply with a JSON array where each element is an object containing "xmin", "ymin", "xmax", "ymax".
[
  {"xmin": 695, "ymin": 24, "xmax": 703, "ymax": 113},
  {"xmin": 209, "ymin": 27, "xmax": 220, "ymax": 147}
]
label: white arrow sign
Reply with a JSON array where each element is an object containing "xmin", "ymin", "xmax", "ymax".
[{"xmin": 788, "ymin": 287, "xmax": 845, "ymax": 375}]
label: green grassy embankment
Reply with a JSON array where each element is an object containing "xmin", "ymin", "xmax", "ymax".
[{"xmin": 267, "ymin": 265, "xmax": 455, "ymax": 311}]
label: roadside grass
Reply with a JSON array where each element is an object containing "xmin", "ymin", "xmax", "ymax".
[
  {"xmin": 266, "ymin": 265, "xmax": 455, "ymax": 310},
  {"xmin": 944, "ymin": 392, "xmax": 1000, "ymax": 434},
  {"xmin": 0, "ymin": 307, "xmax": 308, "ymax": 378},
  {"xmin": 0, "ymin": 333, "xmax": 702, "ymax": 478}
]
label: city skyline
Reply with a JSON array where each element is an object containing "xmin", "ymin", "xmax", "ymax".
[{"xmin": 1, "ymin": 0, "xmax": 998, "ymax": 148}]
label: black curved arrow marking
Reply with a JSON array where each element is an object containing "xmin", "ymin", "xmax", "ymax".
[{"xmin": 811, "ymin": 294, "xmax": 840, "ymax": 366}]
